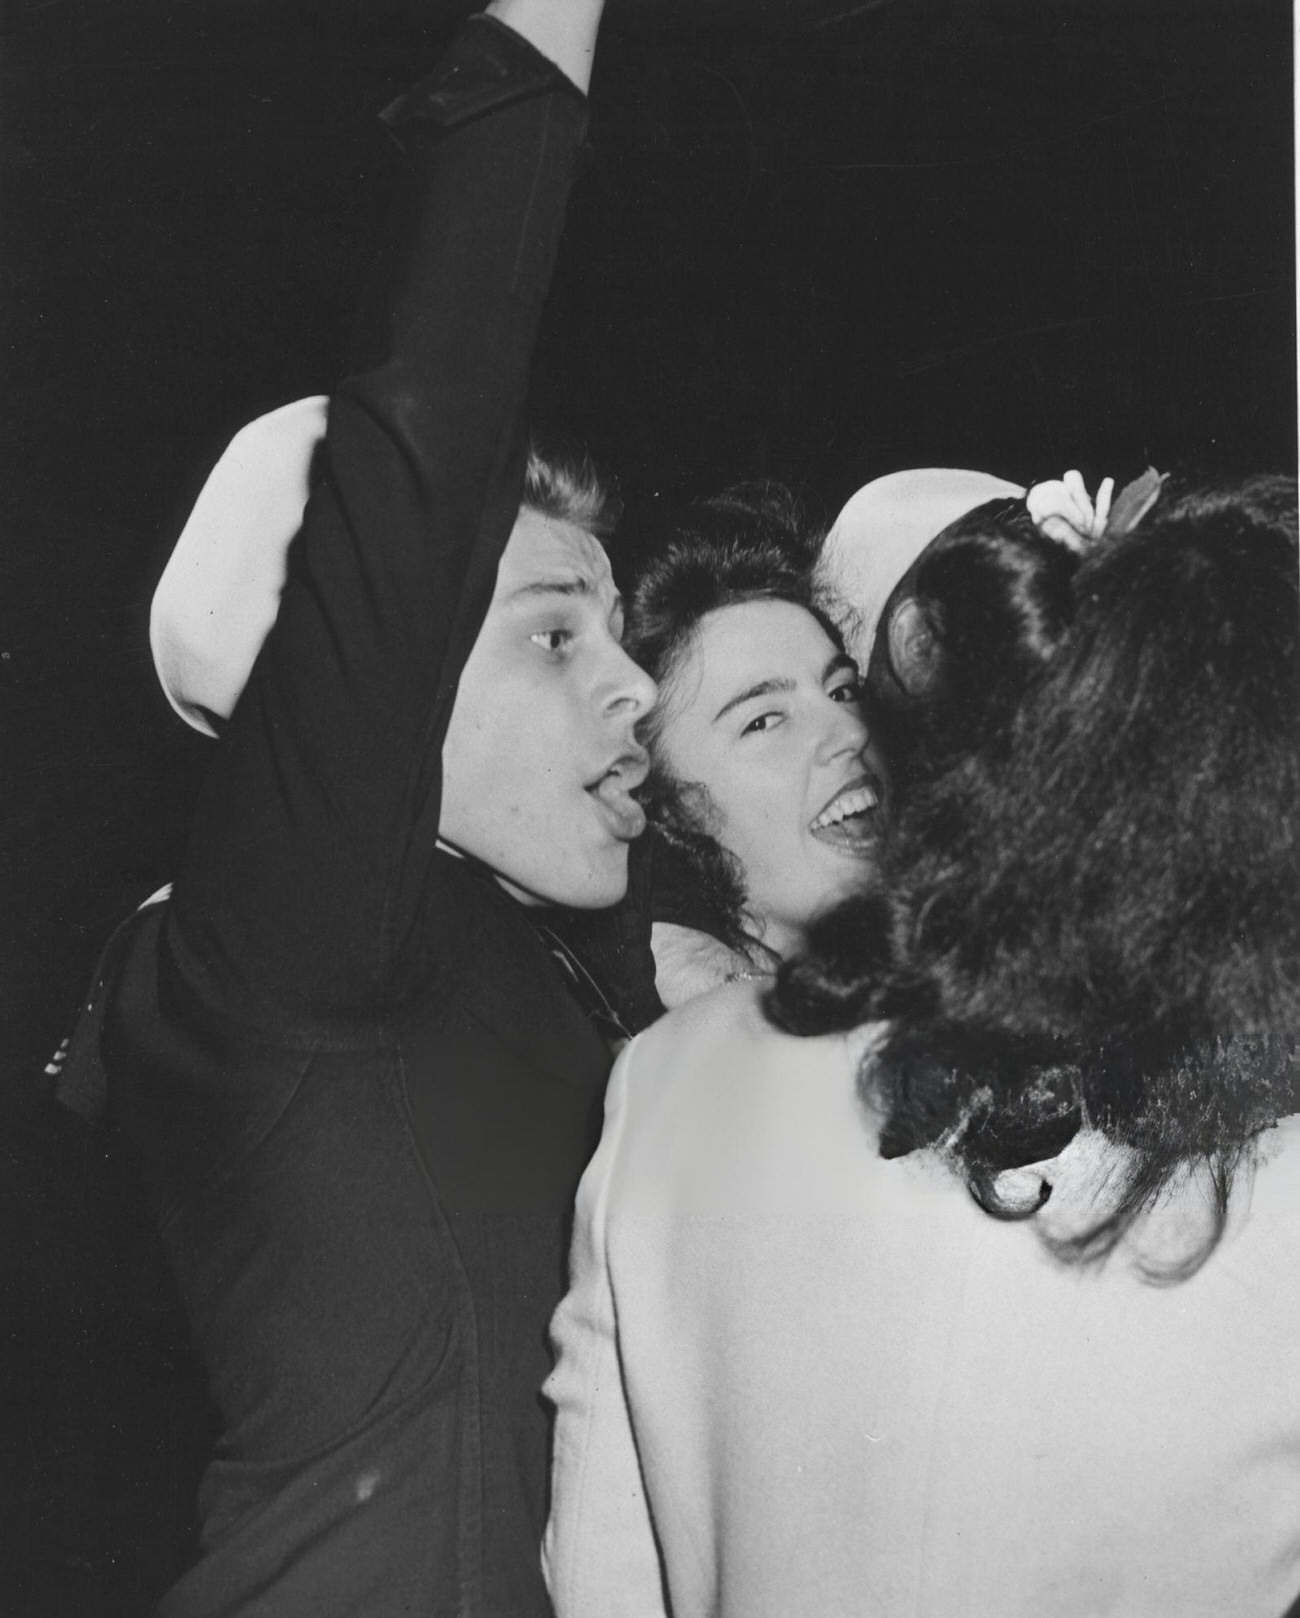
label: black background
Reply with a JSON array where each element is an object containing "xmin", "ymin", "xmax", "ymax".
[{"xmin": 0, "ymin": 0, "xmax": 1294, "ymax": 1610}]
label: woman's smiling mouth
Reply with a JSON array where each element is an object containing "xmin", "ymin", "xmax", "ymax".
[{"xmin": 808, "ymin": 776, "xmax": 882, "ymax": 854}]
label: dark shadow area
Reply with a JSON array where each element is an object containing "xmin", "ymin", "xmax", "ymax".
[{"xmin": 0, "ymin": 1085, "xmax": 218, "ymax": 1617}]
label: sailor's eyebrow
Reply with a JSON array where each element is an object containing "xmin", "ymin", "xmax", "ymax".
[
  {"xmin": 504, "ymin": 578, "xmax": 624, "ymax": 616},
  {"xmin": 504, "ymin": 576, "xmax": 595, "ymax": 602}
]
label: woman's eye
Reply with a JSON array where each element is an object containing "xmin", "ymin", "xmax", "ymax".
[
  {"xmin": 741, "ymin": 711, "xmax": 783, "ymax": 736},
  {"xmin": 829, "ymin": 680, "xmax": 861, "ymax": 703},
  {"xmin": 530, "ymin": 629, "xmax": 572, "ymax": 654}
]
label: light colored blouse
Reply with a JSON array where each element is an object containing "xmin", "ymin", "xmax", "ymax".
[
  {"xmin": 650, "ymin": 921, "xmax": 759, "ymax": 1009},
  {"xmin": 545, "ymin": 982, "xmax": 1300, "ymax": 1618}
]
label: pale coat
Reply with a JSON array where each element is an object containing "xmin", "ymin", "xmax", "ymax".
[{"xmin": 544, "ymin": 981, "xmax": 1300, "ymax": 1618}]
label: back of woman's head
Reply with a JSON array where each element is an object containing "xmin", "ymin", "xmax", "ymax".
[
  {"xmin": 1016, "ymin": 475, "xmax": 1299, "ymax": 1043},
  {"xmin": 772, "ymin": 473, "xmax": 1300, "ymax": 1269},
  {"xmin": 865, "ymin": 499, "xmax": 1079, "ymax": 792}
]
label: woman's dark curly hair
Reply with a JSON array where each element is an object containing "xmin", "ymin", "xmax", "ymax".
[
  {"xmin": 863, "ymin": 497, "xmax": 1080, "ymax": 794},
  {"xmin": 623, "ymin": 483, "xmax": 838, "ymax": 961},
  {"xmin": 771, "ymin": 475, "xmax": 1300, "ymax": 1275}
]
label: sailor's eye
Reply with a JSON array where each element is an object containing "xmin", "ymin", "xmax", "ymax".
[{"xmin": 530, "ymin": 629, "xmax": 573, "ymax": 654}]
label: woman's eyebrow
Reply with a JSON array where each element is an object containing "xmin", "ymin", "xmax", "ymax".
[
  {"xmin": 714, "ymin": 676, "xmax": 795, "ymax": 723},
  {"xmin": 824, "ymin": 653, "xmax": 857, "ymax": 682}
]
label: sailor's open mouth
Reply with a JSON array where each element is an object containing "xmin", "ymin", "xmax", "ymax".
[
  {"xmin": 808, "ymin": 774, "xmax": 883, "ymax": 854},
  {"xmin": 586, "ymin": 749, "xmax": 650, "ymax": 841}
]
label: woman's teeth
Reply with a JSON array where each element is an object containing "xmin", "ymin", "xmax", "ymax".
[{"xmin": 810, "ymin": 784, "xmax": 877, "ymax": 832}]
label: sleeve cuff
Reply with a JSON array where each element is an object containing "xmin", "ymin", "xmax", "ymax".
[{"xmin": 381, "ymin": 12, "xmax": 586, "ymax": 136}]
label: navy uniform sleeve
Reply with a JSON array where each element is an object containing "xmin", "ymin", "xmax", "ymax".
[{"xmin": 168, "ymin": 17, "xmax": 588, "ymax": 1027}]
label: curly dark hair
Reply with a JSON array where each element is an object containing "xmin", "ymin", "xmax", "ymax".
[
  {"xmin": 770, "ymin": 475, "xmax": 1300, "ymax": 1276},
  {"xmin": 623, "ymin": 483, "xmax": 836, "ymax": 961},
  {"xmin": 864, "ymin": 497, "xmax": 1080, "ymax": 794}
]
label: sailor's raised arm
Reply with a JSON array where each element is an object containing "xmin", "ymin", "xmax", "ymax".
[
  {"xmin": 88, "ymin": 8, "xmax": 658, "ymax": 1612},
  {"xmin": 171, "ymin": 4, "xmax": 605, "ymax": 1024}
]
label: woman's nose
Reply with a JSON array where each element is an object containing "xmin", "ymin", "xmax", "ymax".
[{"xmin": 818, "ymin": 693, "xmax": 870, "ymax": 761}]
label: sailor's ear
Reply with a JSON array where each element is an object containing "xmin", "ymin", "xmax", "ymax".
[{"xmin": 885, "ymin": 595, "xmax": 944, "ymax": 696}]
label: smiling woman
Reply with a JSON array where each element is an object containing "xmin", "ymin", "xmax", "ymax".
[{"xmin": 624, "ymin": 485, "xmax": 887, "ymax": 1004}]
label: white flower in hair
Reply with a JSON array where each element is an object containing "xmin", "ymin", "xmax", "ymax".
[{"xmin": 1026, "ymin": 469, "xmax": 1115, "ymax": 551}]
